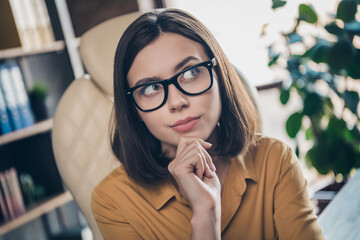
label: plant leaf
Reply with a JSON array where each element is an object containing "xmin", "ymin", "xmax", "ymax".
[
  {"xmin": 285, "ymin": 32, "xmax": 303, "ymax": 44},
  {"xmin": 298, "ymin": 4, "xmax": 318, "ymax": 24},
  {"xmin": 343, "ymin": 90, "xmax": 360, "ymax": 114},
  {"xmin": 337, "ymin": 0, "xmax": 357, "ymax": 23},
  {"xmin": 347, "ymin": 49, "xmax": 360, "ymax": 79},
  {"xmin": 332, "ymin": 140, "xmax": 356, "ymax": 176},
  {"xmin": 325, "ymin": 22, "xmax": 344, "ymax": 36},
  {"xmin": 306, "ymin": 144, "xmax": 331, "ymax": 175},
  {"xmin": 268, "ymin": 54, "xmax": 280, "ymax": 67},
  {"xmin": 328, "ymin": 41, "xmax": 354, "ymax": 71},
  {"xmin": 295, "ymin": 145, "xmax": 300, "ymax": 157},
  {"xmin": 280, "ymin": 88, "xmax": 290, "ymax": 105},
  {"xmin": 311, "ymin": 43, "xmax": 331, "ymax": 64},
  {"xmin": 303, "ymin": 92, "xmax": 323, "ymax": 116},
  {"xmin": 344, "ymin": 20, "xmax": 360, "ymax": 35},
  {"xmin": 287, "ymin": 58, "xmax": 302, "ymax": 80},
  {"xmin": 272, "ymin": 0, "xmax": 287, "ymax": 9},
  {"xmin": 286, "ymin": 112, "xmax": 303, "ymax": 138},
  {"xmin": 327, "ymin": 116, "xmax": 347, "ymax": 138},
  {"xmin": 305, "ymin": 67, "xmax": 322, "ymax": 82},
  {"xmin": 305, "ymin": 127, "xmax": 314, "ymax": 140},
  {"xmin": 344, "ymin": 125, "xmax": 360, "ymax": 143}
]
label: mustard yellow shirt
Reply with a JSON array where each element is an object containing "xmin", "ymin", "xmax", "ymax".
[{"xmin": 92, "ymin": 136, "xmax": 324, "ymax": 239}]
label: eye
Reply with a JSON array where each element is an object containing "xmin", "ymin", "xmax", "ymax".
[
  {"xmin": 183, "ymin": 67, "xmax": 200, "ymax": 80},
  {"xmin": 139, "ymin": 83, "xmax": 163, "ymax": 96}
]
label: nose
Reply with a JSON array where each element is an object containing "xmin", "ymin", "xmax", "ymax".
[{"xmin": 167, "ymin": 84, "xmax": 189, "ymax": 112}]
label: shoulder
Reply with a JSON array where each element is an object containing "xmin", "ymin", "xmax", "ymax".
[
  {"xmin": 91, "ymin": 166, "xmax": 134, "ymax": 211},
  {"xmin": 253, "ymin": 134, "xmax": 293, "ymax": 154},
  {"xmin": 92, "ymin": 165, "xmax": 134, "ymax": 201},
  {"xmin": 91, "ymin": 165, "xmax": 168, "ymax": 211},
  {"xmin": 246, "ymin": 134, "xmax": 298, "ymax": 182},
  {"xmin": 91, "ymin": 166, "xmax": 130, "ymax": 221},
  {"xmin": 250, "ymin": 134, "xmax": 295, "ymax": 163}
]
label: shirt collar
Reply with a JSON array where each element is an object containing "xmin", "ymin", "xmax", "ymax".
[
  {"xmin": 235, "ymin": 149, "xmax": 258, "ymax": 184},
  {"xmin": 137, "ymin": 177, "xmax": 177, "ymax": 210},
  {"xmin": 135, "ymin": 150, "xmax": 258, "ymax": 210}
]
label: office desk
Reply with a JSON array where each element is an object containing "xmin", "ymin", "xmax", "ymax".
[{"xmin": 318, "ymin": 169, "xmax": 360, "ymax": 240}]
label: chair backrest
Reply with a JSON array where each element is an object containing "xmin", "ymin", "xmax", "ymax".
[
  {"xmin": 52, "ymin": 10, "xmax": 259, "ymax": 240},
  {"xmin": 52, "ymin": 12, "xmax": 143, "ymax": 240}
]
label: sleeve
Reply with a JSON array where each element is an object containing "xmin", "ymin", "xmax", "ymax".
[
  {"xmin": 273, "ymin": 145, "xmax": 324, "ymax": 240},
  {"xmin": 91, "ymin": 189, "xmax": 143, "ymax": 240}
]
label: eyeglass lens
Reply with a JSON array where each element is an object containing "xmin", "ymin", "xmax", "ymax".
[{"xmin": 132, "ymin": 65, "xmax": 211, "ymax": 111}]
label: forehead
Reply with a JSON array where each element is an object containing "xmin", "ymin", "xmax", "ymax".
[{"xmin": 127, "ymin": 32, "xmax": 209, "ymax": 86}]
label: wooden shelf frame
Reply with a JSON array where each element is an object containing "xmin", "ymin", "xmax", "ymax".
[
  {"xmin": 0, "ymin": 41, "xmax": 65, "ymax": 60},
  {"xmin": 0, "ymin": 191, "xmax": 73, "ymax": 235},
  {"xmin": 0, "ymin": 118, "xmax": 53, "ymax": 146}
]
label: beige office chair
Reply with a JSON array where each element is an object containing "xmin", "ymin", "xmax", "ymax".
[
  {"xmin": 52, "ymin": 11, "xmax": 143, "ymax": 240},
  {"xmin": 52, "ymin": 11, "xmax": 259, "ymax": 240}
]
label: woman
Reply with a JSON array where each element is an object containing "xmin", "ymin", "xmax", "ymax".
[{"xmin": 92, "ymin": 8, "xmax": 324, "ymax": 239}]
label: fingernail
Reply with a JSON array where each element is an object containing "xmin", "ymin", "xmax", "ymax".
[{"xmin": 211, "ymin": 162, "xmax": 216, "ymax": 171}]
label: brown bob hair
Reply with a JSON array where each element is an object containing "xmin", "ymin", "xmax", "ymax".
[{"xmin": 111, "ymin": 8, "xmax": 261, "ymax": 187}]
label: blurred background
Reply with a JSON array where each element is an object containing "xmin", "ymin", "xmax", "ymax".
[{"xmin": 0, "ymin": 0, "xmax": 359, "ymax": 239}]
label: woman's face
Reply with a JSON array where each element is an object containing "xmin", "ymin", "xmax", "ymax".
[{"xmin": 127, "ymin": 33, "xmax": 222, "ymax": 157}]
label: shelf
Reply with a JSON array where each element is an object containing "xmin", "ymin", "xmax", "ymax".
[
  {"xmin": 0, "ymin": 191, "xmax": 73, "ymax": 235},
  {"xmin": 0, "ymin": 118, "xmax": 53, "ymax": 146},
  {"xmin": 0, "ymin": 41, "xmax": 65, "ymax": 60}
]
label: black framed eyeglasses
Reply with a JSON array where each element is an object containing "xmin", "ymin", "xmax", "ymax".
[{"xmin": 126, "ymin": 58, "xmax": 217, "ymax": 112}]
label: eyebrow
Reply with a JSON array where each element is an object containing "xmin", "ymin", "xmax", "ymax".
[
  {"xmin": 174, "ymin": 56, "xmax": 200, "ymax": 72},
  {"xmin": 133, "ymin": 56, "xmax": 201, "ymax": 87}
]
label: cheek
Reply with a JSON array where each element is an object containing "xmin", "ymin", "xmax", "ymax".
[
  {"xmin": 137, "ymin": 111, "xmax": 164, "ymax": 138},
  {"xmin": 138, "ymin": 111, "xmax": 153, "ymax": 128}
]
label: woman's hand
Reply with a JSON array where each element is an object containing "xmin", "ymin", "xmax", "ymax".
[{"xmin": 168, "ymin": 137, "xmax": 221, "ymax": 240}]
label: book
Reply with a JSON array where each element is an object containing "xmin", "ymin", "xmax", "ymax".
[
  {"xmin": 0, "ymin": 64, "xmax": 23, "ymax": 131},
  {"xmin": 0, "ymin": 86, "xmax": 12, "ymax": 135},
  {"xmin": 5, "ymin": 168, "xmax": 26, "ymax": 217},
  {"xmin": 31, "ymin": 0, "xmax": 55, "ymax": 45},
  {"xmin": 8, "ymin": 0, "xmax": 55, "ymax": 49},
  {"xmin": 7, "ymin": 60, "xmax": 34, "ymax": 128},
  {"xmin": 0, "ymin": 180, "xmax": 10, "ymax": 222},
  {"xmin": 8, "ymin": 0, "xmax": 33, "ymax": 50},
  {"xmin": 20, "ymin": 0, "xmax": 42, "ymax": 49},
  {"xmin": 0, "ymin": 172, "xmax": 16, "ymax": 220}
]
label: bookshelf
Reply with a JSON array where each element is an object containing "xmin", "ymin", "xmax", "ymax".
[
  {"xmin": 0, "ymin": 118, "xmax": 53, "ymax": 146},
  {"xmin": 0, "ymin": 0, "xmax": 77, "ymax": 238},
  {"xmin": 0, "ymin": 191, "xmax": 73, "ymax": 235},
  {"xmin": 0, "ymin": 0, "xmax": 162, "ymax": 238},
  {"xmin": 0, "ymin": 41, "xmax": 65, "ymax": 60}
]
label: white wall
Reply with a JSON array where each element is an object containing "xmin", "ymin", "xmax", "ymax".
[{"xmin": 165, "ymin": 0, "xmax": 340, "ymax": 86}]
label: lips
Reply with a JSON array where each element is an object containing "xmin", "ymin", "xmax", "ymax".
[{"xmin": 171, "ymin": 116, "xmax": 201, "ymax": 133}]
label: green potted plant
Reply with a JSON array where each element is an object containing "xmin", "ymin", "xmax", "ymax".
[
  {"xmin": 29, "ymin": 82, "xmax": 49, "ymax": 121},
  {"xmin": 266, "ymin": 0, "xmax": 360, "ymax": 180}
]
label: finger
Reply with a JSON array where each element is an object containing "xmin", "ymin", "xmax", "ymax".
[
  {"xmin": 189, "ymin": 144, "xmax": 214, "ymax": 178},
  {"xmin": 203, "ymin": 149, "xmax": 216, "ymax": 174},
  {"xmin": 185, "ymin": 147, "xmax": 211, "ymax": 179},
  {"xmin": 176, "ymin": 137, "xmax": 212, "ymax": 157},
  {"xmin": 169, "ymin": 143, "xmax": 204, "ymax": 172},
  {"xmin": 204, "ymin": 163, "xmax": 215, "ymax": 178},
  {"xmin": 197, "ymin": 138, "xmax": 212, "ymax": 150},
  {"xmin": 178, "ymin": 141, "xmax": 214, "ymax": 178},
  {"xmin": 170, "ymin": 139, "xmax": 213, "ymax": 179},
  {"xmin": 194, "ymin": 152, "xmax": 205, "ymax": 179},
  {"xmin": 188, "ymin": 142, "xmax": 215, "ymax": 174},
  {"xmin": 175, "ymin": 141, "xmax": 205, "ymax": 162},
  {"xmin": 199, "ymin": 146, "xmax": 215, "ymax": 172},
  {"xmin": 169, "ymin": 151, "xmax": 205, "ymax": 178}
]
